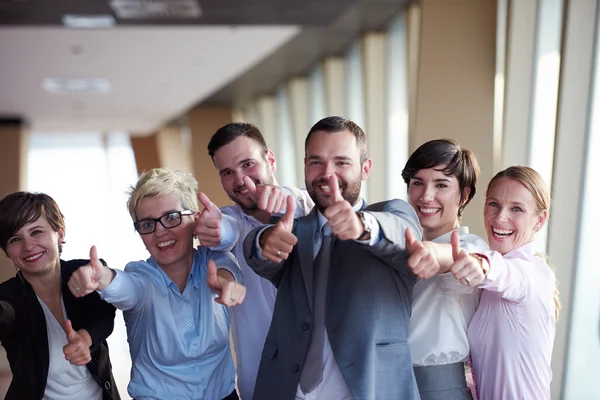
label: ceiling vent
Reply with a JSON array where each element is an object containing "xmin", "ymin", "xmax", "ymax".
[
  {"xmin": 42, "ymin": 78, "xmax": 112, "ymax": 94},
  {"xmin": 109, "ymin": 0, "xmax": 202, "ymax": 19}
]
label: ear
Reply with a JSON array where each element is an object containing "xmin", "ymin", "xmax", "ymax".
[
  {"xmin": 58, "ymin": 226, "xmax": 66, "ymax": 244},
  {"xmin": 266, "ymin": 149, "xmax": 277, "ymax": 172},
  {"xmin": 536, "ymin": 210, "xmax": 548, "ymax": 231},
  {"xmin": 361, "ymin": 158, "xmax": 372, "ymax": 180},
  {"xmin": 461, "ymin": 186, "xmax": 472, "ymax": 206}
]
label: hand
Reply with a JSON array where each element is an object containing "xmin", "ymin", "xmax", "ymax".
[
  {"xmin": 259, "ymin": 196, "xmax": 298, "ymax": 263},
  {"xmin": 323, "ymin": 175, "xmax": 363, "ymax": 240},
  {"xmin": 63, "ymin": 320, "xmax": 92, "ymax": 366},
  {"xmin": 195, "ymin": 192, "xmax": 222, "ymax": 247},
  {"xmin": 68, "ymin": 246, "xmax": 110, "ymax": 297},
  {"xmin": 406, "ymin": 228, "xmax": 441, "ymax": 279},
  {"xmin": 243, "ymin": 176, "xmax": 287, "ymax": 214},
  {"xmin": 206, "ymin": 260, "xmax": 246, "ymax": 307},
  {"xmin": 449, "ymin": 231, "xmax": 486, "ymax": 286}
]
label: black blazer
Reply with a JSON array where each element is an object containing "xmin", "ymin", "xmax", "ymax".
[{"xmin": 0, "ymin": 259, "xmax": 120, "ymax": 400}]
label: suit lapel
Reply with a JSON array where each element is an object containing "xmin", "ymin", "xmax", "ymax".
[{"xmin": 296, "ymin": 208, "xmax": 318, "ymax": 311}]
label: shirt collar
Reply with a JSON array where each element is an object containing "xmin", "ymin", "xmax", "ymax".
[{"xmin": 431, "ymin": 226, "xmax": 470, "ymax": 243}]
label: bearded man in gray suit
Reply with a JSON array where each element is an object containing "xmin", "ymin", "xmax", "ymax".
[{"xmin": 243, "ymin": 116, "xmax": 422, "ymax": 400}]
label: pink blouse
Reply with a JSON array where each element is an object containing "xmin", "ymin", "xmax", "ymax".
[{"xmin": 468, "ymin": 241, "xmax": 556, "ymax": 400}]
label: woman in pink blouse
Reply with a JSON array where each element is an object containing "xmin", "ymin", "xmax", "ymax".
[{"xmin": 449, "ymin": 165, "xmax": 559, "ymax": 399}]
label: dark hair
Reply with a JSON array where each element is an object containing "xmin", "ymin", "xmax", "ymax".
[
  {"xmin": 0, "ymin": 192, "xmax": 65, "ymax": 253},
  {"xmin": 402, "ymin": 139, "xmax": 480, "ymax": 217},
  {"xmin": 207, "ymin": 122, "xmax": 268, "ymax": 158},
  {"xmin": 305, "ymin": 116, "xmax": 368, "ymax": 163}
]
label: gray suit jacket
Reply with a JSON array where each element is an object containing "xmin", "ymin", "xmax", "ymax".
[{"xmin": 243, "ymin": 199, "xmax": 422, "ymax": 400}]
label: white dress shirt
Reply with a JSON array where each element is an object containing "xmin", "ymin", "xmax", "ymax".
[
  {"xmin": 38, "ymin": 297, "xmax": 102, "ymax": 400},
  {"xmin": 220, "ymin": 186, "xmax": 314, "ymax": 400},
  {"xmin": 408, "ymin": 226, "xmax": 488, "ymax": 366}
]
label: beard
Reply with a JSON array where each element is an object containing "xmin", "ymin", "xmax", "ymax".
[
  {"xmin": 306, "ymin": 176, "xmax": 362, "ymax": 212},
  {"xmin": 228, "ymin": 170, "xmax": 276, "ymax": 212}
]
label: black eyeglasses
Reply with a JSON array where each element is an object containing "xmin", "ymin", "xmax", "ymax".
[{"xmin": 134, "ymin": 210, "xmax": 194, "ymax": 235}]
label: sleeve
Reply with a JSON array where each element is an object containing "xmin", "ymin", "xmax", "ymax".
[
  {"xmin": 278, "ymin": 186, "xmax": 315, "ymax": 218},
  {"xmin": 361, "ymin": 199, "xmax": 423, "ymax": 274},
  {"xmin": 476, "ymin": 251, "xmax": 540, "ymax": 303},
  {"xmin": 207, "ymin": 249, "xmax": 244, "ymax": 284},
  {"xmin": 98, "ymin": 264, "xmax": 149, "ymax": 312},
  {"xmin": 355, "ymin": 212, "xmax": 382, "ymax": 245},
  {"xmin": 208, "ymin": 211, "xmax": 240, "ymax": 252},
  {"xmin": 78, "ymin": 290, "xmax": 117, "ymax": 350}
]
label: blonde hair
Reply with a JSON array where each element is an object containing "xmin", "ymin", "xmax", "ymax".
[
  {"xmin": 127, "ymin": 168, "xmax": 199, "ymax": 221},
  {"xmin": 487, "ymin": 165, "xmax": 560, "ymax": 320}
]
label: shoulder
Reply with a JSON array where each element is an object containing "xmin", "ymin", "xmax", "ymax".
[
  {"xmin": 0, "ymin": 276, "xmax": 21, "ymax": 297},
  {"xmin": 366, "ymin": 198, "xmax": 412, "ymax": 212},
  {"xmin": 220, "ymin": 205, "xmax": 240, "ymax": 217},
  {"xmin": 459, "ymin": 232, "xmax": 489, "ymax": 252}
]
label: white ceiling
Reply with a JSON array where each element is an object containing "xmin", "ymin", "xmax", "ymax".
[{"xmin": 0, "ymin": 26, "xmax": 299, "ymax": 133}]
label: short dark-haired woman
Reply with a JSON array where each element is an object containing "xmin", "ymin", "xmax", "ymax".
[{"xmin": 0, "ymin": 191, "xmax": 120, "ymax": 400}]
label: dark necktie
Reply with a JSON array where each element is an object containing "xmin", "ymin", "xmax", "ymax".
[{"xmin": 300, "ymin": 228, "xmax": 333, "ymax": 393}]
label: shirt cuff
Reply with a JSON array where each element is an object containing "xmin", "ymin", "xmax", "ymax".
[
  {"xmin": 208, "ymin": 213, "xmax": 238, "ymax": 252},
  {"xmin": 97, "ymin": 269, "xmax": 126, "ymax": 301},
  {"xmin": 254, "ymin": 225, "xmax": 274, "ymax": 260},
  {"xmin": 355, "ymin": 212, "xmax": 381, "ymax": 246}
]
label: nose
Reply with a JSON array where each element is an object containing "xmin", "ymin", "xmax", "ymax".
[
  {"xmin": 233, "ymin": 171, "xmax": 244, "ymax": 186},
  {"xmin": 154, "ymin": 221, "xmax": 168, "ymax": 236},
  {"xmin": 22, "ymin": 237, "xmax": 36, "ymax": 252},
  {"xmin": 420, "ymin": 186, "xmax": 434, "ymax": 203},
  {"xmin": 496, "ymin": 208, "xmax": 509, "ymax": 222}
]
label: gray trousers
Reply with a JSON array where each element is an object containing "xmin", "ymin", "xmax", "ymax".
[{"xmin": 413, "ymin": 363, "xmax": 473, "ymax": 400}]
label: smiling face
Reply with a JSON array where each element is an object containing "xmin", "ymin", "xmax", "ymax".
[
  {"xmin": 304, "ymin": 130, "xmax": 371, "ymax": 212},
  {"xmin": 484, "ymin": 177, "xmax": 547, "ymax": 255},
  {"xmin": 407, "ymin": 166, "xmax": 467, "ymax": 240},
  {"xmin": 212, "ymin": 136, "xmax": 277, "ymax": 212},
  {"xmin": 5, "ymin": 216, "xmax": 64, "ymax": 279},
  {"xmin": 136, "ymin": 193, "xmax": 196, "ymax": 271}
]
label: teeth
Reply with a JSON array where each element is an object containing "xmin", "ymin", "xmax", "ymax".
[
  {"xmin": 158, "ymin": 240, "xmax": 176, "ymax": 248},
  {"xmin": 24, "ymin": 253, "xmax": 43, "ymax": 262},
  {"xmin": 419, "ymin": 207, "xmax": 439, "ymax": 214},
  {"xmin": 492, "ymin": 228, "xmax": 513, "ymax": 235},
  {"xmin": 320, "ymin": 185, "xmax": 331, "ymax": 192}
]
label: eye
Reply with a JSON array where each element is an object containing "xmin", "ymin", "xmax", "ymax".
[
  {"xmin": 410, "ymin": 181, "xmax": 423, "ymax": 187},
  {"xmin": 31, "ymin": 229, "xmax": 43, "ymax": 236},
  {"xmin": 436, "ymin": 183, "xmax": 448, "ymax": 188},
  {"xmin": 488, "ymin": 201, "xmax": 499, "ymax": 208},
  {"xmin": 140, "ymin": 220, "xmax": 154, "ymax": 230},
  {"xmin": 221, "ymin": 170, "xmax": 232, "ymax": 177},
  {"xmin": 242, "ymin": 162, "xmax": 254, "ymax": 168},
  {"xmin": 310, "ymin": 161, "xmax": 321, "ymax": 166},
  {"xmin": 165, "ymin": 212, "xmax": 180, "ymax": 222},
  {"xmin": 336, "ymin": 161, "xmax": 350, "ymax": 166},
  {"xmin": 512, "ymin": 206, "xmax": 523, "ymax": 212},
  {"xmin": 8, "ymin": 237, "xmax": 19, "ymax": 244}
]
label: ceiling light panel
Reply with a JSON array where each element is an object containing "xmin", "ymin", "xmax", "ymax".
[{"xmin": 109, "ymin": 0, "xmax": 202, "ymax": 19}]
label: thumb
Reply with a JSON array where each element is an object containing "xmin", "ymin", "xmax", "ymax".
[
  {"xmin": 198, "ymin": 192, "xmax": 219, "ymax": 216},
  {"xmin": 206, "ymin": 259, "xmax": 219, "ymax": 289},
  {"xmin": 89, "ymin": 245, "xmax": 103, "ymax": 275},
  {"xmin": 328, "ymin": 175, "xmax": 343, "ymax": 203},
  {"xmin": 277, "ymin": 196, "xmax": 295, "ymax": 232},
  {"xmin": 405, "ymin": 228, "xmax": 416, "ymax": 253},
  {"xmin": 64, "ymin": 319, "xmax": 77, "ymax": 342},
  {"xmin": 242, "ymin": 176, "xmax": 258, "ymax": 199},
  {"xmin": 451, "ymin": 231, "xmax": 461, "ymax": 261}
]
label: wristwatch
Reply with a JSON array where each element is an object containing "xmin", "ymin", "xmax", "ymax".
[
  {"xmin": 356, "ymin": 211, "xmax": 372, "ymax": 241},
  {"xmin": 469, "ymin": 253, "xmax": 490, "ymax": 277}
]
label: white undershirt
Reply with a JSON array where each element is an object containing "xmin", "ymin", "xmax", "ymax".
[
  {"xmin": 408, "ymin": 227, "xmax": 489, "ymax": 366},
  {"xmin": 37, "ymin": 296, "xmax": 102, "ymax": 400}
]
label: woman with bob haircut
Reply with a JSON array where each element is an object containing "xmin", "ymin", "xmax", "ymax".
[
  {"xmin": 0, "ymin": 191, "xmax": 120, "ymax": 400},
  {"xmin": 69, "ymin": 168, "xmax": 246, "ymax": 400},
  {"xmin": 408, "ymin": 165, "xmax": 559, "ymax": 399},
  {"xmin": 402, "ymin": 139, "xmax": 488, "ymax": 399}
]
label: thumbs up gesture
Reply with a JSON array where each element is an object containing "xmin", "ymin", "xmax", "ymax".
[
  {"xmin": 259, "ymin": 195, "xmax": 298, "ymax": 263},
  {"xmin": 449, "ymin": 231, "xmax": 486, "ymax": 286},
  {"xmin": 322, "ymin": 175, "xmax": 363, "ymax": 240},
  {"xmin": 63, "ymin": 319, "xmax": 92, "ymax": 366},
  {"xmin": 406, "ymin": 228, "xmax": 442, "ymax": 279},
  {"xmin": 68, "ymin": 246, "xmax": 113, "ymax": 297},
  {"xmin": 195, "ymin": 192, "xmax": 223, "ymax": 247},
  {"xmin": 206, "ymin": 260, "xmax": 247, "ymax": 307},
  {"xmin": 243, "ymin": 176, "xmax": 288, "ymax": 214}
]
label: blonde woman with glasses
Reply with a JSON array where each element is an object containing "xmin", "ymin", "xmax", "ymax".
[{"xmin": 69, "ymin": 168, "xmax": 246, "ymax": 400}]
